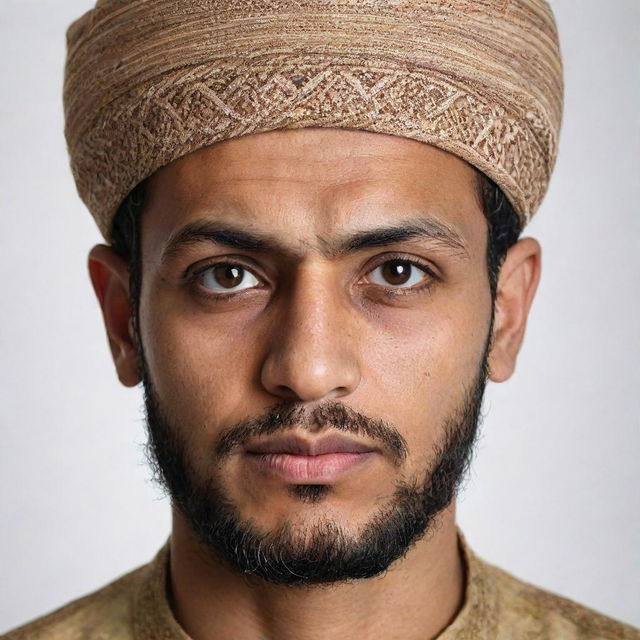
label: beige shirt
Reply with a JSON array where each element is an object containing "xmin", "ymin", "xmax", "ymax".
[{"xmin": 4, "ymin": 537, "xmax": 638, "ymax": 639}]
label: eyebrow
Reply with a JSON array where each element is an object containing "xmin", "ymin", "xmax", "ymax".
[{"xmin": 160, "ymin": 216, "xmax": 468, "ymax": 262}]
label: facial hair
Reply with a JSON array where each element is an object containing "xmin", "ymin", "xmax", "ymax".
[{"xmin": 141, "ymin": 343, "xmax": 489, "ymax": 586}]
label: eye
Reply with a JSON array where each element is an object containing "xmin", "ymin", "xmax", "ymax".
[
  {"xmin": 366, "ymin": 259, "xmax": 431, "ymax": 289},
  {"xmin": 198, "ymin": 263, "xmax": 260, "ymax": 293}
]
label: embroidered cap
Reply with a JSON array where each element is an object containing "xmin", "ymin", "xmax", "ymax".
[{"xmin": 64, "ymin": 0, "xmax": 563, "ymax": 239}]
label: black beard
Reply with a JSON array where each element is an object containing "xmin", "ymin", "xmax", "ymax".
[{"xmin": 141, "ymin": 347, "xmax": 489, "ymax": 586}]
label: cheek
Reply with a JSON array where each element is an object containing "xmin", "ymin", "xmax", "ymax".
[
  {"xmin": 139, "ymin": 292, "xmax": 265, "ymax": 443},
  {"xmin": 358, "ymin": 290, "xmax": 491, "ymax": 458}
]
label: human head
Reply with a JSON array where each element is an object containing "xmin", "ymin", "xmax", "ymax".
[{"xmin": 70, "ymin": 0, "xmax": 558, "ymax": 588}]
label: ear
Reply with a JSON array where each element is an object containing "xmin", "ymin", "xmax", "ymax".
[
  {"xmin": 88, "ymin": 245, "xmax": 141, "ymax": 387},
  {"xmin": 488, "ymin": 237, "xmax": 541, "ymax": 383}
]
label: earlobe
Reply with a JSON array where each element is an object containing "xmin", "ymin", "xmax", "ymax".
[
  {"xmin": 88, "ymin": 245, "xmax": 141, "ymax": 387},
  {"xmin": 488, "ymin": 237, "xmax": 541, "ymax": 383}
]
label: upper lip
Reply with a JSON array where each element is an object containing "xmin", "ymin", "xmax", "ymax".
[{"xmin": 244, "ymin": 433, "xmax": 376, "ymax": 456}]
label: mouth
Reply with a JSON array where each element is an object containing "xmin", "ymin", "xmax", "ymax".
[{"xmin": 243, "ymin": 434, "xmax": 378, "ymax": 483}]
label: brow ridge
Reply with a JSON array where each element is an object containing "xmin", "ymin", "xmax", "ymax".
[{"xmin": 160, "ymin": 216, "xmax": 468, "ymax": 262}]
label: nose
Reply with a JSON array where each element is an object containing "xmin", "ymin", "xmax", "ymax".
[{"xmin": 260, "ymin": 268, "xmax": 361, "ymax": 403}]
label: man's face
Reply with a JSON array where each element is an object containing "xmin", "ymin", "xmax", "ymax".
[{"xmin": 133, "ymin": 128, "xmax": 494, "ymax": 581}]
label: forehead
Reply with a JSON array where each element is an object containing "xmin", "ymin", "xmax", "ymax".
[{"xmin": 142, "ymin": 128, "xmax": 486, "ymax": 253}]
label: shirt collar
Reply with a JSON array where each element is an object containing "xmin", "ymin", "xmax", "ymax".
[{"xmin": 131, "ymin": 530, "xmax": 497, "ymax": 639}]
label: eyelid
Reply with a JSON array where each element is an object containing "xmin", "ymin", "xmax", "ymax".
[
  {"xmin": 362, "ymin": 253, "xmax": 441, "ymax": 281},
  {"xmin": 185, "ymin": 256, "xmax": 265, "ymax": 283},
  {"xmin": 183, "ymin": 258, "xmax": 269, "ymax": 302}
]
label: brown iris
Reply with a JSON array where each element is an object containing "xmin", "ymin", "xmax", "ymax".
[
  {"xmin": 213, "ymin": 264, "xmax": 244, "ymax": 289},
  {"xmin": 381, "ymin": 260, "xmax": 413, "ymax": 286}
]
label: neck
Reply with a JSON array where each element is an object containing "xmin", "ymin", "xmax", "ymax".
[{"xmin": 168, "ymin": 505, "xmax": 465, "ymax": 640}]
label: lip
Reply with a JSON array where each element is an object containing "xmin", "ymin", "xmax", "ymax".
[
  {"xmin": 245, "ymin": 434, "xmax": 376, "ymax": 456},
  {"xmin": 244, "ymin": 434, "xmax": 378, "ymax": 482}
]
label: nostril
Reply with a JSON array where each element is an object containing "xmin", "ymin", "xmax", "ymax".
[{"xmin": 275, "ymin": 384, "xmax": 298, "ymax": 399}]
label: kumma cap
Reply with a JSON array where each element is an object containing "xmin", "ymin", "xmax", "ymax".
[{"xmin": 64, "ymin": 0, "xmax": 563, "ymax": 240}]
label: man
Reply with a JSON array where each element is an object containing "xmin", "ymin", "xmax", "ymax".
[{"xmin": 4, "ymin": 0, "xmax": 638, "ymax": 638}]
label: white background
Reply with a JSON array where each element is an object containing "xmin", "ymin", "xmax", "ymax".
[{"xmin": 1, "ymin": 0, "xmax": 638, "ymax": 633}]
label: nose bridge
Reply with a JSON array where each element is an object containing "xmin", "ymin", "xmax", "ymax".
[
  {"xmin": 288, "ymin": 266, "xmax": 337, "ymax": 345},
  {"xmin": 260, "ymin": 263, "xmax": 361, "ymax": 402}
]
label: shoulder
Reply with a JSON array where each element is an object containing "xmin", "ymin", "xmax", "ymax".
[
  {"xmin": 1, "ymin": 563, "xmax": 149, "ymax": 640},
  {"xmin": 483, "ymin": 559, "xmax": 639, "ymax": 640}
]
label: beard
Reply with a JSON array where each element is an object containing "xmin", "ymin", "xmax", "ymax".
[{"xmin": 140, "ymin": 341, "xmax": 489, "ymax": 586}]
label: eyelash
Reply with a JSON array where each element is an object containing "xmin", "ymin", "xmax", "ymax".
[
  {"xmin": 186, "ymin": 260, "xmax": 264, "ymax": 302},
  {"xmin": 366, "ymin": 254, "xmax": 439, "ymax": 298},
  {"xmin": 185, "ymin": 255, "xmax": 440, "ymax": 301}
]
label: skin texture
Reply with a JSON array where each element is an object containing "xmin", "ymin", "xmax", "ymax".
[{"xmin": 88, "ymin": 128, "xmax": 541, "ymax": 640}]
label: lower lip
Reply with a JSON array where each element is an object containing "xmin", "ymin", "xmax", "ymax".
[{"xmin": 245, "ymin": 452, "xmax": 376, "ymax": 482}]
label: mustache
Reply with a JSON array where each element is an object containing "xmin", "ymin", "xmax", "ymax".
[{"xmin": 215, "ymin": 401, "xmax": 408, "ymax": 466}]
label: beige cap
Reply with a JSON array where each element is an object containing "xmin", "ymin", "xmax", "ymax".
[{"xmin": 64, "ymin": 0, "xmax": 563, "ymax": 239}]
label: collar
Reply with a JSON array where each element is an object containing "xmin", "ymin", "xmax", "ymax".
[{"xmin": 131, "ymin": 530, "xmax": 497, "ymax": 639}]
